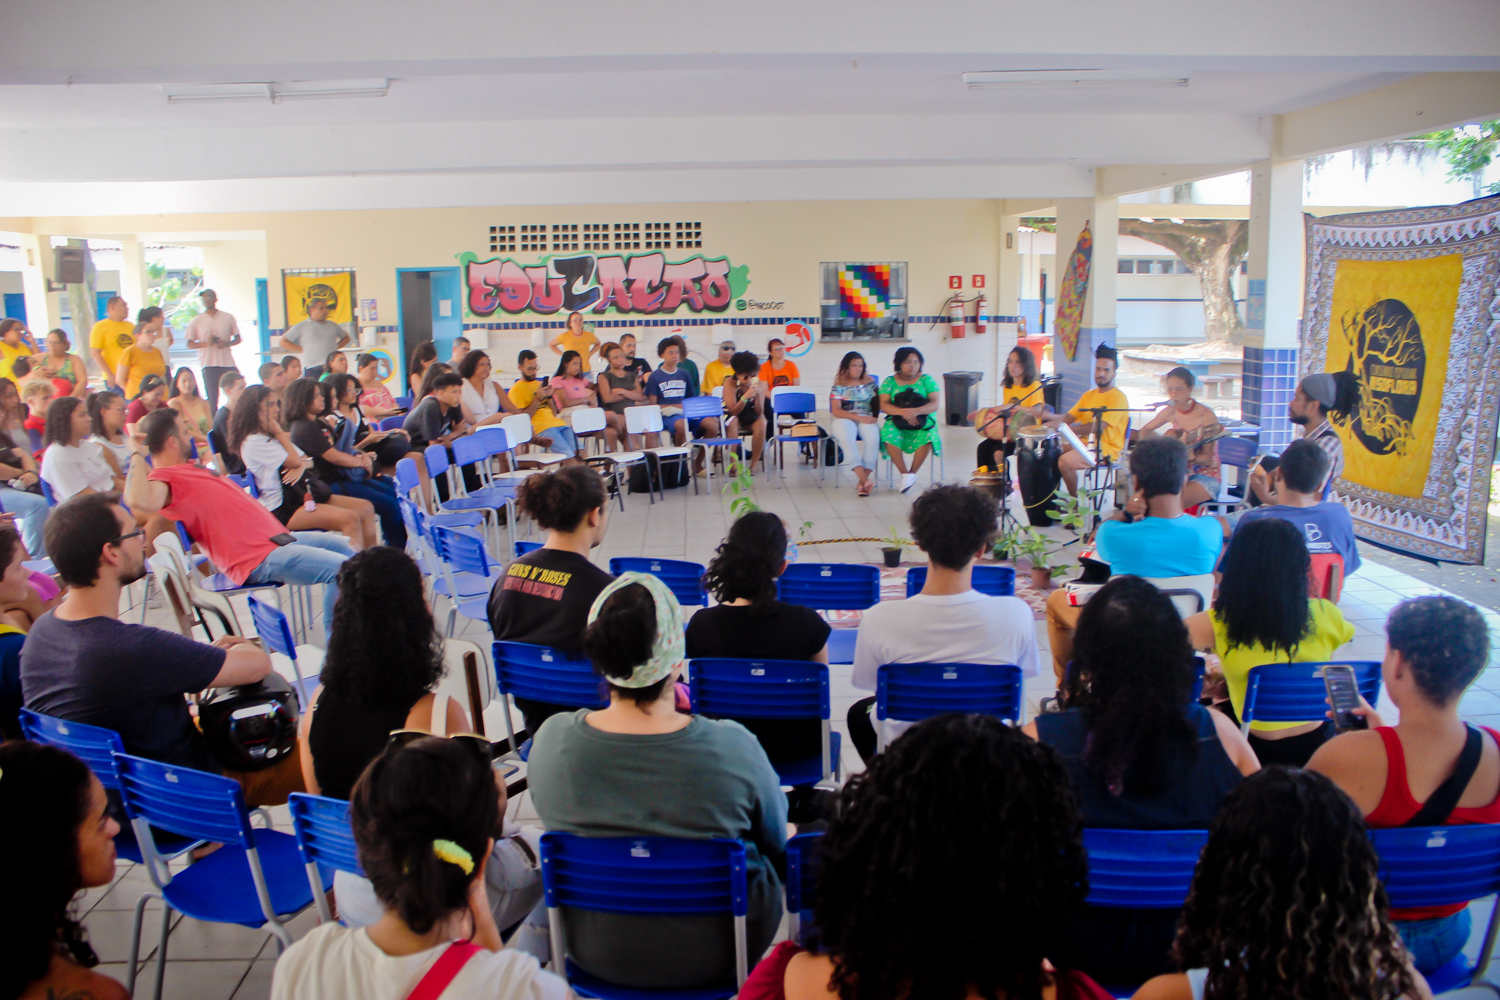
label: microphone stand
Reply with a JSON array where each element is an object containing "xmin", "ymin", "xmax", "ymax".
[
  {"xmin": 975, "ymin": 381, "xmax": 1045, "ymax": 538},
  {"xmin": 1074, "ymin": 404, "xmax": 1135, "ymax": 532}
]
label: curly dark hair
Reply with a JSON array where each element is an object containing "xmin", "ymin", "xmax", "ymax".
[
  {"xmin": 1129, "ymin": 436, "xmax": 1188, "ymax": 498},
  {"xmin": 226, "ymin": 384, "xmax": 276, "ymax": 457},
  {"xmin": 516, "ymin": 465, "xmax": 605, "ymax": 531},
  {"xmin": 1214, "ymin": 517, "xmax": 1312, "ymax": 657},
  {"xmin": 1173, "ymin": 767, "xmax": 1416, "ymax": 1000},
  {"xmin": 815, "ymin": 714, "xmax": 1088, "ymax": 1000},
  {"xmin": 351, "ymin": 736, "xmax": 501, "ymax": 937},
  {"xmin": 325, "ymin": 372, "xmax": 361, "ymax": 407},
  {"xmin": 702, "ymin": 511, "xmax": 786, "ymax": 612},
  {"xmin": 1064, "ymin": 576, "xmax": 1196, "ymax": 796},
  {"xmin": 908, "ymin": 484, "xmax": 998, "ymax": 571},
  {"xmin": 281, "ymin": 378, "xmax": 324, "ymax": 428},
  {"xmin": 456, "ymin": 349, "xmax": 488, "ymax": 381},
  {"xmin": 42, "ymin": 395, "xmax": 85, "ymax": 448},
  {"xmin": 1387, "ymin": 595, "xmax": 1490, "ymax": 705},
  {"xmin": 320, "ymin": 547, "xmax": 446, "ymax": 708},
  {"xmin": 0, "ymin": 741, "xmax": 100, "ymax": 1000},
  {"xmin": 1003, "ymin": 345, "xmax": 1038, "ymax": 389},
  {"xmin": 583, "ymin": 582, "xmax": 668, "ymax": 705}
]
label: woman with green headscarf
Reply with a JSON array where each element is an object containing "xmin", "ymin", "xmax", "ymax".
[{"xmin": 525, "ymin": 572, "xmax": 789, "ymax": 990}]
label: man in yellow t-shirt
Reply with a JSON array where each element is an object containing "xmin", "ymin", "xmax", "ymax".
[
  {"xmin": 507, "ymin": 349, "xmax": 578, "ymax": 457},
  {"xmin": 89, "ymin": 296, "xmax": 136, "ymax": 392},
  {"xmin": 700, "ymin": 340, "xmax": 736, "ymax": 395},
  {"xmin": 1043, "ymin": 343, "xmax": 1130, "ymax": 495},
  {"xmin": 0, "ymin": 318, "xmax": 36, "ymax": 387}
]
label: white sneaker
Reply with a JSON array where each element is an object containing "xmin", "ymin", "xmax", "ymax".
[{"xmin": 900, "ymin": 472, "xmax": 918, "ymax": 493}]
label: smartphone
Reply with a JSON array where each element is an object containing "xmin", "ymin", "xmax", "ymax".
[{"xmin": 1322, "ymin": 664, "xmax": 1366, "ymax": 732}]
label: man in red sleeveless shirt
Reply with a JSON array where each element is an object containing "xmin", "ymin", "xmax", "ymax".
[{"xmin": 1310, "ymin": 595, "xmax": 1497, "ymax": 974}]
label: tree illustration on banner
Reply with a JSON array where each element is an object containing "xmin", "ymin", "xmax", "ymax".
[{"xmin": 1054, "ymin": 223, "xmax": 1093, "ymax": 362}]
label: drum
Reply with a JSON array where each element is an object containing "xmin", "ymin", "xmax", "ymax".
[{"xmin": 1015, "ymin": 425, "xmax": 1063, "ymax": 526}]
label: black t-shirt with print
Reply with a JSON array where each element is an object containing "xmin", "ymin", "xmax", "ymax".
[
  {"xmin": 289, "ymin": 417, "xmax": 347, "ymax": 482},
  {"xmin": 487, "ymin": 548, "xmax": 615, "ymax": 654}
]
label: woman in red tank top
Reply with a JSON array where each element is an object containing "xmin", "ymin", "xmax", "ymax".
[{"xmin": 1309, "ymin": 596, "xmax": 1499, "ymax": 974}]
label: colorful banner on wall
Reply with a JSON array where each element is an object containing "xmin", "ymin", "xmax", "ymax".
[
  {"xmin": 783, "ymin": 322, "xmax": 815, "ymax": 358},
  {"xmin": 1054, "ymin": 223, "xmax": 1093, "ymax": 362},
  {"xmin": 282, "ymin": 270, "xmax": 355, "ymax": 327},
  {"xmin": 837, "ymin": 264, "xmax": 891, "ymax": 319},
  {"xmin": 459, "ymin": 251, "xmax": 749, "ymax": 317},
  {"xmin": 1301, "ymin": 195, "xmax": 1500, "ymax": 564}
]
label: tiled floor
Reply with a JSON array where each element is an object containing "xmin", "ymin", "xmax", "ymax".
[{"xmin": 90, "ymin": 423, "xmax": 1500, "ymax": 997}]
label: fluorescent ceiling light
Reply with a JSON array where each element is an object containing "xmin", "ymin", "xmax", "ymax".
[
  {"xmin": 164, "ymin": 79, "xmax": 389, "ymax": 105},
  {"xmin": 962, "ymin": 69, "xmax": 1188, "ymax": 90}
]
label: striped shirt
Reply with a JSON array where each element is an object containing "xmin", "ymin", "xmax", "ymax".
[{"xmin": 1304, "ymin": 419, "xmax": 1344, "ymax": 486}]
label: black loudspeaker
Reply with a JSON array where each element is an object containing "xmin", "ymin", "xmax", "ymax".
[{"xmin": 54, "ymin": 246, "xmax": 85, "ymax": 284}]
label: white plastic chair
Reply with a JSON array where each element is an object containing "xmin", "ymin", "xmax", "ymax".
[
  {"xmin": 570, "ymin": 406, "xmax": 608, "ymax": 457},
  {"xmin": 577, "ymin": 405, "xmax": 649, "ymax": 508},
  {"xmin": 499, "ymin": 413, "xmax": 567, "ymax": 470},
  {"xmin": 1145, "ymin": 574, "xmax": 1215, "ymax": 617},
  {"xmin": 625, "ymin": 404, "xmax": 690, "ymax": 501}
]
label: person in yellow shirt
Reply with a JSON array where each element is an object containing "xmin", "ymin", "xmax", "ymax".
[
  {"xmin": 1043, "ymin": 342, "xmax": 1130, "ymax": 495},
  {"xmin": 114, "ymin": 323, "xmax": 168, "ymax": 399},
  {"xmin": 700, "ymin": 340, "xmax": 736, "ymax": 394},
  {"xmin": 0, "ymin": 318, "xmax": 38, "ymax": 387},
  {"xmin": 968, "ymin": 344, "xmax": 1045, "ymax": 472},
  {"xmin": 88, "ymin": 297, "xmax": 136, "ymax": 392},
  {"xmin": 507, "ymin": 349, "xmax": 578, "ymax": 458},
  {"xmin": 547, "ymin": 311, "xmax": 599, "ymax": 375}
]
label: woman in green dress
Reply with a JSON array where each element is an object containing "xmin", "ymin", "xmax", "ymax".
[{"xmin": 878, "ymin": 346, "xmax": 941, "ymax": 493}]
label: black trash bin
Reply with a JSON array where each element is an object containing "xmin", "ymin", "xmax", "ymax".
[{"xmin": 943, "ymin": 371, "xmax": 984, "ymax": 426}]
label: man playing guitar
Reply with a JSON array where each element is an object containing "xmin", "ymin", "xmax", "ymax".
[{"xmin": 1136, "ymin": 365, "xmax": 1226, "ymax": 509}]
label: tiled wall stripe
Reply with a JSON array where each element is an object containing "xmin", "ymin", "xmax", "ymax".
[{"xmin": 1241, "ymin": 346, "xmax": 1297, "ymax": 452}]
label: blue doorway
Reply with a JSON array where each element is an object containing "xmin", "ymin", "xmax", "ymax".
[{"xmin": 396, "ymin": 267, "xmax": 463, "ymax": 386}]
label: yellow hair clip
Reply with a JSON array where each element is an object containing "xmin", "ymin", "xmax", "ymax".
[{"xmin": 432, "ymin": 839, "xmax": 474, "ymax": 875}]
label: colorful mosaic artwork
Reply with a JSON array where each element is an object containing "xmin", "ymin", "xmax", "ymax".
[
  {"xmin": 1054, "ymin": 223, "xmax": 1093, "ymax": 362},
  {"xmin": 838, "ymin": 264, "xmax": 891, "ymax": 319}
]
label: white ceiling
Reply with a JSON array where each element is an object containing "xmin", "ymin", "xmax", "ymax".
[{"xmin": 0, "ymin": 0, "xmax": 1496, "ymax": 212}]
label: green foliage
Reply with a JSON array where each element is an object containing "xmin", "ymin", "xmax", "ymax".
[
  {"xmin": 1002, "ymin": 525, "xmax": 1073, "ymax": 576},
  {"xmin": 723, "ymin": 453, "xmax": 761, "ymax": 518},
  {"xmin": 880, "ymin": 526, "xmax": 912, "ymax": 551},
  {"xmin": 1419, "ymin": 121, "xmax": 1500, "ymax": 194},
  {"xmin": 145, "ymin": 262, "xmax": 206, "ymax": 331},
  {"xmin": 1019, "ymin": 217, "xmax": 1057, "ymax": 233},
  {"xmin": 1050, "ymin": 488, "xmax": 1101, "ymax": 535}
]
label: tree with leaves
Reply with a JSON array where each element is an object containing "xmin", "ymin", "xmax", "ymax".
[
  {"xmin": 1419, "ymin": 121, "xmax": 1499, "ymax": 197},
  {"xmin": 1118, "ymin": 218, "xmax": 1248, "ymax": 347}
]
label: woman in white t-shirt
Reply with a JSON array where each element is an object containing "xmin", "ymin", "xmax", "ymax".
[
  {"xmin": 40, "ymin": 396, "xmax": 123, "ymax": 501},
  {"xmin": 270, "ymin": 736, "xmax": 566, "ymax": 1000},
  {"xmin": 87, "ymin": 391, "xmax": 131, "ymax": 472},
  {"xmin": 457, "ymin": 349, "xmax": 516, "ymax": 428}
]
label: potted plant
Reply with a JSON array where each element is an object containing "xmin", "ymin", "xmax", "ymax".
[
  {"xmin": 1050, "ymin": 487, "xmax": 1101, "ymax": 536},
  {"xmin": 1011, "ymin": 526, "xmax": 1072, "ymax": 590},
  {"xmin": 879, "ymin": 526, "xmax": 911, "ymax": 568}
]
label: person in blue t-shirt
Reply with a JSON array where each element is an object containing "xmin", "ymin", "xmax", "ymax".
[
  {"xmin": 645, "ymin": 340, "xmax": 720, "ymax": 477},
  {"xmin": 1226, "ymin": 438, "xmax": 1360, "ymax": 576},
  {"xmin": 1046, "ymin": 437, "xmax": 1223, "ymax": 683}
]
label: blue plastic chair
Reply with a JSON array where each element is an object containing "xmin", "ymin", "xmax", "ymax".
[
  {"xmin": 776, "ymin": 563, "xmax": 882, "ymax": 611},
  {"xmin": 492, "ymin": 641, "xmax": 607, "ymax": 754},
  {"xmin": 1083, "ymin": 828, "xmax": 1208, "ymax": 908},
  {"xmin": 288, "ymin": 792, "xmax": 364, "ymax": 925},
  {"xmin": 114, "ymin": 753, "xmax": 331, "ymax": 1000},
  {"xmin": 246, "ymin": 594, "xmax": 319, "ymax": 706},
  {"xmin": 1372, "ymin": 824, "xmax": 1500, "ymax": 995},
  {"xmin": 826, "ymin": 629, "xmax": 857, "ymax": 665},
  {"xmin": 682, "ymin": 395, "xmax": 742, "ymax": 495},
  {"xmin": 688, "ymin": 658, "xmax": 841, "ymax": 787},
  {"xmin": 394, "ymin": 456, "xmax": 485, "ymax": 530},
  {"xmin": 393, "ymin": 395, "xmax": 413, "ymax": 410},
  {"xmin": 443, "ymin": 435, "xmax": 522, "ymax": 554},
  {"xmin": 609, "ymin": 557, "xmax": 708, "ymax": 607},
  {"xmin": 905, "ymin": 564, "xmax": 1015, "ymax": 598},
  {"xmin": 515, "ymin": 540, "xmax": 543, "ymax": 557},
  {"xmin": 376, "ymin": 414, "xmax": 406, "ymax": 431},
  {"xmin": 429, "ymin": 524, "xmax": 500, "ymax": 636},
  {"xmin": 540, "ymin": 831, "xmax": 752, "ymax": 997},
  {"xmin": 767, "ymin": 391, "xmax": 819, "ymax": 487},
  {"xmin": 38, "ymin": 475, "xmax": 57, "ymax": 505},
  {"xmin": 17, "ymin": 710, "xmax": 202, "ymax": 866},
  {"xmin": 874, "ymin": 662, "xmax": 1024, "ymax": 751},
  {"xmin": 1240, "ymin": 660, "xmax": 1382, "ymax": 736},
  {"xmin": 785, "ymin": 831, "xmax": 823, "ymax": 945}
]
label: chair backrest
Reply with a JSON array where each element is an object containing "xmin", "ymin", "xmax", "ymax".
[
  {"xmin": 711, "ymin": 385, "xmax": 725, "ymax": 399},
  {"xmin": 115, "ymin": 752, "xmax": 255, "ymax": 848},
  {"xmin": 771, "ymin": 389, "xmax": 816, "ymax": 414},
  {"xmin": 147, "ymin": 550, "xmax": 198, "ymax": 637},
  {"xmin": 625, "ymin": 404, "xmax": 665, "ymax": 435},
  {"xmin": 905, "ymin": 564, "xmax": 1016, "ymax": 598},
  {"xmin": 1083, "ymin": 828, "xmax": 1208, "ymax": 908},
  {"xmin": 1217, "ymin": 434, "xmax": 1257, "ymax": 470},
  {"xmin": 473, "ymin": 426, "xmax": 511, "ymax": 457},
  {"xmin": 492, "ymin": 641, "xmax": 607, "ymax": 709},
  {"xmin": 27, "ymin": 426, "xmax": 43, "ymax": 453},
  {"xmin": 1242, "ymin": 660, "xmax": 1382, "ymax": 725},
  {"xmin": 376, "ymin": 415, "xmax": 406, "ymax": 431},
  {"xmin": 785, "ymin": 831, "xmax": 823, "ymax": 940},
  {"xmin": 226, "ymin": 471, "xmax": 257, "ymax": 496},
  {"xmin": 19, "ymin": 709, "xmax": 126, "ymax": 791},
  {"xmin": 1372, "ymin": 824, "xmax": 1500, "ymax": 911},
  {"xmin": 688, "ymin": 659, "xmax": 831, "ymax": 721},
  {"xmin": 431, "ymin": 524, "xmax": 493, "ymax": 579},
  {"xmin": 451, "ymin": 433, "xmax": 489, "ymax": 468},
  {"xmin": 394, "ymin": 456, "xmax": 422, "ymax": 499},
  {"xmin": 539, "ymin": 830, "xmax": 749, "ymax": 923},
  {"xmin": 682, "ymin": 395, "xmax": 723, "ymax": 420},
  {"xmin": 38, "ymin": 475, "xmax": 56, "ymax": 505},
  {"xmin": 777, "ymin": 563, "xmax": 882, "ymax": 610},
  {"xmin": 608, "ymin": 557, "xmax": 708, "ymax": 606},
  {"xmin": 1309, "ymin": 553, "xmax": 1345, "ymax": 601},
  {"xmin": 875, "ymin": 662, "xmax": 1024, "ymax": 724},
  {"xmin": 1145, "ymin": 574, "xmax": 1214, "ymax": 617},
  {"xmin": 288, "ymin": 792, "xmax": 364, "ymax": 876},
  {"xmin": 423, "ymin": 443, "xmax": 450, "ymax": 478},
  {"xmin": 393, "ymin": 395, "xmax": 413, "ymax": 410},
  {"xmin": 151, "ymin": 528, "xmax": 195, "ymax": 582},
  {"xmin": 515, "ymin": 540, "xmax": 542, "ymax": 557},
  {"xmin": 571, "ymin": 407, "xmax": 607, "ymax": 433},
  {"xmin": 247, "ymin": 594, "xmax": 297, "ymax": 659},
  {"xmin": 500, "ymin": 413, "xmax": 534, "ymax": 449}
]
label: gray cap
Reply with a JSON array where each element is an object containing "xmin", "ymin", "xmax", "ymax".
[
  {"xmin": 1300, "ymin": 373, "xmax": 1338, "ymax": 409},
  {"xmin": 719, "ymin": 340, "xmax": 736, "ymax": 349}
]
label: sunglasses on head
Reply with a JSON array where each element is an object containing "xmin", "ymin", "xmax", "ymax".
[{"xmin": 387, "ymin": 729, "xmax": 510, "ymax": 763}]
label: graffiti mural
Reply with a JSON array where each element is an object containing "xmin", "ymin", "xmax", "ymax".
[{"xmin": 460, "ymin": 252, "xmax": 749, "ymax": 318}]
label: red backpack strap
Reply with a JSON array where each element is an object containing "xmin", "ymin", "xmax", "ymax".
[{"xmin": 406, "ymin": 941, "xmax": 484, "ymax": 1000}]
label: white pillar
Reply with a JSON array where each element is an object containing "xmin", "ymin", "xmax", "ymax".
[
  {"xmin": 1244, "ymin": 158, "xmax": 1305, "ymax": 451},
  {"xmin": 15, "ymin": 233, "xmax": 57, "ymax": 334},
  {"xmin": 117, "ymin": 239, "xmax": 149, "ymax": 321},
  {"xmin": 1052, "ymin": 195, "xmax": 1120, "ymax": 412}
]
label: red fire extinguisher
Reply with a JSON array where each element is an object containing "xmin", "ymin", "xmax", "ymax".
[
  {"xmin": 948, "ymin": 294, "xmax": 967, "ymax": 339},
  {"xmin": 974, "ymin": 292, "xmax": 988, "ymax": 335}
]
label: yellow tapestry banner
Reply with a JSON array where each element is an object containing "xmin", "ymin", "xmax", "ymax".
[
  {"xmin": 282, "ymin": 271, "xmax": 354, "ymax": 326},
  {"xmin": 1323, "ymin": 254, "xmax": 1462, "ymax": 498}
]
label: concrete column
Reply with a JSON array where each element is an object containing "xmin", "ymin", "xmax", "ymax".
[
  {"xmin": 992, "ymin": 211, "xmax": 1024, "ymax": 406},
  {"xmin": 1242, "ymin": 158, "xmax": 1305, "ymax": 452},
  {"xmin": 1052, "ymin": 196, "xmax": 1119, "ymax": 412},
  {"xmin": 117, "ymin": 239, "xmax": 149, "ymax": 323},
  {"xmin": 16, "ymin": 233, "xmax": 57, "ymax": 334}
]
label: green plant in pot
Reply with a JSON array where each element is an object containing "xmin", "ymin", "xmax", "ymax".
[
  {"xmin": 1011, "ymin": 526, "xmax": 1073, "ymax": 590},
  {"xmin": 879, "ymin": 526, "xmax": 912, "ymax": 568}
]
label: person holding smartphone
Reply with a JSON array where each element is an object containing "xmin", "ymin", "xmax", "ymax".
[{"xmin": 1309, "ymin": 595, "xmax": 1499, "ymax": 976}]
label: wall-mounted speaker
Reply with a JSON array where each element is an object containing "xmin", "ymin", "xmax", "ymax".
[{"xmin": 54, "ymin": 246, "xmax": 85, "ymax": 285}]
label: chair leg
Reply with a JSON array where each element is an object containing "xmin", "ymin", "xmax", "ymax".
[
  {"xmin": 126, "ymin": 890, "xmax": 161, "ymax": 997},
  {"xmin": 152, "ymin": 899, "xmax": 172, "ymax": 1000}
]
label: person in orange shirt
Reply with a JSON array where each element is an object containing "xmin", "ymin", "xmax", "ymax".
[{"xmin": 757, "ymin": 337, "xmax": 802, "ymax": 427}]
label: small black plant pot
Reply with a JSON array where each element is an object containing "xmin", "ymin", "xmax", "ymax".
[{"xmin": 882, "ymin": 547, "xmax": 902, "ymax": 568}]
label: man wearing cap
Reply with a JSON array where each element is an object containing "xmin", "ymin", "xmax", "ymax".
[
  {"xmin": 701, "ymin": 340, "xmax": 736, "ymax": 395},
  {"xmin": 185, "ymin": 289, "xmax": 242, "ymax": 411},
  {"xmin": 1250, "ymin": 372, "xmax": 1347, "ymax": 505},
  {"xmin": 278, "ymin": 298, "xmax": 350, "ymax": 380},
  {"xmin": 1043, "ymin": 343, "xmax": 1130, "ymax": 495}
]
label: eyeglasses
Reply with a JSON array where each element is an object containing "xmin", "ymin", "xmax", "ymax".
[{"xmin": 109, "ymin": 529, "xmax": 145, "ymax": 545}]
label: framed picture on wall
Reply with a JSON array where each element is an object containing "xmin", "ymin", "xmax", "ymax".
[{"xmin": 819, "ymin": 262, "xmax": 907, "ymax": 340}]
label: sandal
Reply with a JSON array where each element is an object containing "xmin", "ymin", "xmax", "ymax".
[{"xmin": 857, "ymin": 480, "xmax": 873, "ymax": 497}]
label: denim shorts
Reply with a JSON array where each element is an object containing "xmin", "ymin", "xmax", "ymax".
[
  {"xmin": 1189, "ymin": 472, "xmax": 1221, "ymax": 497},
  {"xmin": 1396, "ymin": 907, "xmax": 1471, "ymax": 974}
]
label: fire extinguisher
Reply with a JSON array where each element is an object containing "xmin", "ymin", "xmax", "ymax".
[
  {"xmin": 948, "ymin": 294, "xmax": 967, "ymax": 339},
  {"xmin": 974, "ymin": 292, "xmax": 988, "ymax": 335}
]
